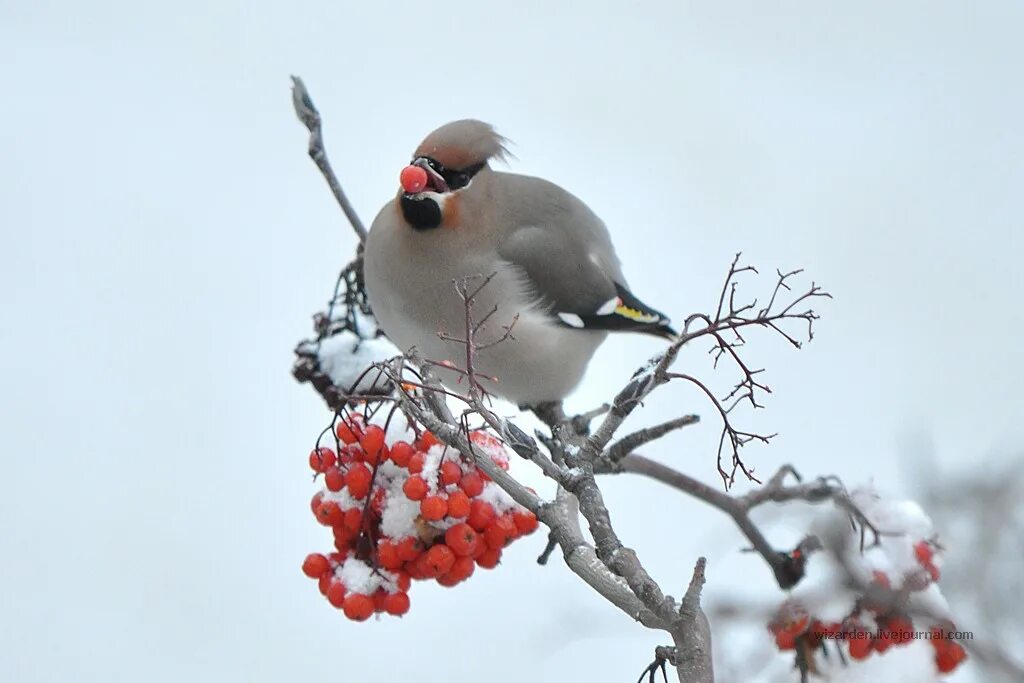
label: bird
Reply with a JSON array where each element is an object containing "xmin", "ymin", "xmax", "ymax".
[{"xmin": 363, "ymin": 119, "xmax": 675, "ymax": 406}]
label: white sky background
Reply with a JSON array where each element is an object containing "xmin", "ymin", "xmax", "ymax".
[{"xmin": 2, "ymin": 1, "xmax": 1022, "ymax": 681}]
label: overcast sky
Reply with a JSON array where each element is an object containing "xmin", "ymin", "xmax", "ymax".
[{"xmin": 2, "ymin": 1, "xmax": 1021, "ymax": 681}]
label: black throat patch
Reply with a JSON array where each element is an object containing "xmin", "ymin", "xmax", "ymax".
[{"xmin": 400, "ymin": 195, "xmax": 443, "ymax": 230}]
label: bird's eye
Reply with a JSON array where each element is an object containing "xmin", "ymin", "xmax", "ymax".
[
  {"xmin": 443, "ymin": 162, "xmax": 485, "ymax": 191},
  {"xmin": 445, "ymin": 171, "xmax": 470, "ymax": 190}
]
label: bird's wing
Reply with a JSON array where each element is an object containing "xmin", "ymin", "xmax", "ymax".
[{"xmin": 496, "ymin": 180, "xmax": 675, "ymax": 337}]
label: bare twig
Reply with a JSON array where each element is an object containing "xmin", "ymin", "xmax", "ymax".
[
  {"xmin": 606, "ymin": 414, "xmax": 700, "ymax": 462},
  {"xmin": 290, "ymin": 76, "xmax": 367, "ymax": 243},
  {"xmin": 587, "ymin": 256, "xmax": 829, "ymax": 489}
]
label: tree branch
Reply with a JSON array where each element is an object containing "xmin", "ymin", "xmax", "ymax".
[
  {"xmin": 606, "ymin": 414, "xmax": 701, "ymax": 462},
  {"xmin": 290, "ymin": 76, "xmax": 367, "ymax": 243},
  {"xmin": 615, "ymin": 455, "xmax": 876, "ymax": 590},
  {"xmin": 674, "ymin": 557, "xmax": 714, "ymax": 683}
]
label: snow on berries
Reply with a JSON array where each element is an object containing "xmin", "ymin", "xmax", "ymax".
[
  {"xmin": 300, "ymin": 408, "xmax": 539, "ymax": 620},
  {"xmin": 765, "ymin": 486, "xmax": 967, "ymax": 676}
]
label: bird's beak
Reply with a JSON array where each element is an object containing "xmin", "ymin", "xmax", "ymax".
[{"xmin": 412, "ymin": 157, "xmax": 450, "ymax": 193}]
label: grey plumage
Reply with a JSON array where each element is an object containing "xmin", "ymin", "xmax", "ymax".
[{"xmin": 364, "ymin": 120, "xmax": 673, "ymax": 405}]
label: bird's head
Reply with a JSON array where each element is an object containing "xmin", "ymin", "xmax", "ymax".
[{"xmin": 397, "ymin": 119, "xmax": 508, "ymax": 230}]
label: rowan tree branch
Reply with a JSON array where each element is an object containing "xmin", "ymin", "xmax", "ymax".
[
  {"xmin": 613, "ymin": 454, "xmax": 877, "ymax": 590},
  {"xmin": 290, "ymin": 76, "xmax": 367, "ymax": 243},
  {"xmin": 675, "ymin": 557, "xmax": 714, "ymax": 682},
  {"xmin": 606, "ymin": 414, "xmax": 701, "ymax": 463}
]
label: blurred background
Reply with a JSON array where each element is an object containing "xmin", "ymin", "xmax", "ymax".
[{"xmin": 2, "ymin": 1, "xmax": 1022, "ymax": 681}]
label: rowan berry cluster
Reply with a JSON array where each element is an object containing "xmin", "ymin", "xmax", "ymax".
[
  {"xmin": 767, "ymin": 540, "xmax": 966, "ymax": 674},
  {"xmin": 301, "ymin": 411, "xmax": 539, "ymax": 620}
]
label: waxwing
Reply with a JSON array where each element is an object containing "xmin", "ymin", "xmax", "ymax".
[{"xmin": 364, "ymin": 119, "xmax": 675, "ymax": 406}]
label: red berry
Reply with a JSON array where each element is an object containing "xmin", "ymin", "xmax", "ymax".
[
  {"xmin": 309, "ymin": 447, "xmax": 336, "ymax": 472},
  {"xmin": 326, "ymin": 581, "xmax": 347, "ymax": 608},
  {"xmin": 848, "ymin": 633, "xmax": 873, "ymax": 660},
  {"xmin": 361, "ymin": 425, "xmax": 386, "ymax": 463},
  {"xmin": 408, "ymin": 452, "xmax": 425, "ymax": 474},
  {"xmin": 416, "ymin": 431, "xmax": 439, "ymax": 451},
  {"xmin": 423, "ymin": 544, "xmax": 456, "ymax": 576},
  {"xmin": 395, "ymin": 571, "xmax": 412, "ymax": 592},
  {"xmin": 810, "ymin": 621, "xmax": 840, "ymax": 640},
  {"xmin": 439, "ymin": 460, "xmax": 462, "ymax": 486},
  {"xmin": 342, "ymin": 593, "xmax": 374, "ymax": 621},
  {"xmin": 335, "ymin": 419, "xmax": 359, "ymax": 445},
  {"xmin": 317, "ymin": 500, "xmax": 345, "ymax": 527},
  {"xmin": 476, "ymin": 547, "xmax": 501, "ymax": 569},
  {"xmin": 346, "ymin": 464, "xmax": 372, "ymax": 499},
  {"xmin": 402, "ymin": 476, "xmax": 429, "ymax": 501},
  {"xmin": 420, "ymin": 495, "xmax": 448, "ymax": 521},
  {"xmin": 383, "ymin": 591, "xmax": 411, "ymax": 615},
  {"xmin": 399, "ymin": 165, "xmax": 428, "ymax": 193},
  {"xmin": 324, "ymin": 466, "xmax": 345, "ymax": 492},
  {"xmin": 302, "ymin": 553, "xmax": 330, "ymax": 578},
  {"xmin": 374, "ymin": 589, "xmax": 389, "ymax": 614},
  {"xmin": 408, "ymin": 553, "xmax": 434, "ymax": 579},
  {"xmin": 446, "ymin": 490, "xmax": 471, "ymax": 519},
  {"xmin": 396, "ymin": 537, "xmax": 424, "ymax": 562},
  {"xmin": 376, "ymin": 541, "xmax": 402, "ymax": 570},
  {"xmin": 887, "ymin": 617, "xmax": 914, "ymax": 646},
  {"xmin": 310, "ymin": 492, "xmax": 324, "ymax": 517},
  {"xmin": 448, "ymin": 555, "xmax": 475, "ymax": 582},
  {"xmin": 512, "ymin": 510, "xmax": 539, "ymax": 534},
  {"xmin": 484, "ymin": 514, "xmax": 516, "ymax": 548},
  {"xmin": 343, "ymin": 508, "xmax": 362, "ymax": 535},
  {"xmin": 469, "ymin": 429, "xmax": 503, "ymax": 452},
  {"xmin": 341, "ymin": 443, "xmax": 364, "ymax": 463},
  {"xmin": 914, "ymin": 540, "xmax": 933, "ymax": 566},
  {"xmin": 445, "ymin": 523, "xmax": 481, "ymax": 557},
  {"xmin": 937, "ymin": 643, "xmax": 966, "ymax": 675},
  {"xmin": 495, "ymin": 514, "xmax": 517, "ymax": 536},
  {"xmin": 333, "ymin": 524, "xmax": 355, "ymax": 546},
  {"xmin": 871, "ymin": 570, "xmax": 890, "ymax": 588},
  {"xmin": 774, "ymin": 629, "xmax": 796, "ymax": 650},
  {"xmin": 935, "ymin": 642, "xmax": 966, "ymax": 672},
  {"xmin": 436, "ymin": 572, "xmax": 461, "ymax": 587},
  {"xmin": 438, "ymin": 556, "xmax": 475, "ymax": 586},
  {"xmin": 318, "ymin": 573, "xmax": 332, "ymax": 596},
  {"xmin": 390, "ymin": 441, "xmax": 414, "ymax": 467},
  {"xmin": 363, "ymin": 445, "xmax": 387, "ymax": 466},
  {"xmin": 467, "ymin": 500, "xmax": 495, "ymax": 531},
  {"xmin": 459, "ymin": 472, "xmax": 485, "ymax": 497}
]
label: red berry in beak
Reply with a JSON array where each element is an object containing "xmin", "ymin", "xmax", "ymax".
[{"xmin": 400, "ymin": 165, "xmax": 428, "ymax": 193}]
